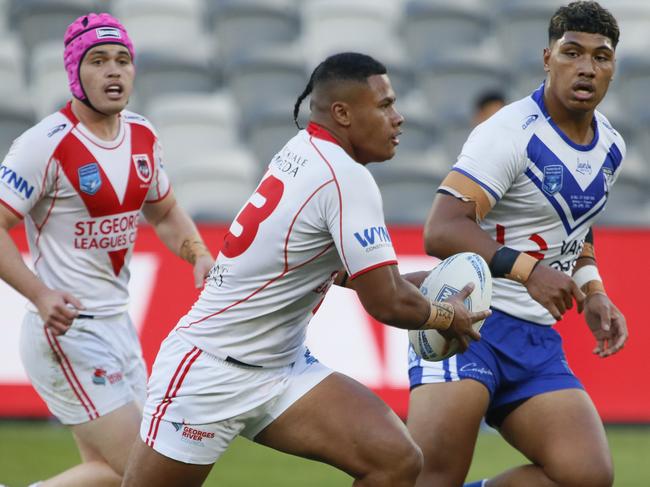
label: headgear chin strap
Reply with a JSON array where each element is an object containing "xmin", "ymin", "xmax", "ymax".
[{"xmin": 63, "ymin": 13, "xmax": 135, "ymax": 114}]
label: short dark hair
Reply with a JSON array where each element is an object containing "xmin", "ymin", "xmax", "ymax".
[
  {"xmin": 475, "ymin": 91, "xmax": 506, "ymax": 112},
  {"xmin": 549, "ymin": 1, "xmax": 619, "ymax": 48},
  {"xmin": 293, "ymin": 52, "xmax": 387, "ymax": 129}
]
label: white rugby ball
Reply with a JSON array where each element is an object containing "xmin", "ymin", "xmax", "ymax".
[{"xmin": 409, "ymin": 252, "xmax": 492, "ymax": 361}]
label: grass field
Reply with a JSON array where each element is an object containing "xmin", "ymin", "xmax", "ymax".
[{"xmin": 0, "ymin": 421, "xmax": 648, "ymax": 486}]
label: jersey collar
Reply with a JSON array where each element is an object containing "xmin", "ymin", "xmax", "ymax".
[
  {"xmin": 307, "ymin": 122, "xmax": 340, "ymax": 146},
  {"xmin": 531, "ymin": 82, "xmax": 599, "ymax": 152}
]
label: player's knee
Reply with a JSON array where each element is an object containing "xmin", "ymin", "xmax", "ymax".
[
  {"xmin": 369, "ymin": 437, "xmax": 422, "ymax": 486},
  {"xmin": 550, "ymin": 458, "xmax": 613, "ymax": 487}
]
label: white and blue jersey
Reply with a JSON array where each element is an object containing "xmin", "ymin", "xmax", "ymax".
[
  {"xmin": 410, "ymin": 84, "xmax": 625, "ymax": 413},
  {"xmin": 441, "ymin": 83, "xmax": 625, "ymax": 324}
]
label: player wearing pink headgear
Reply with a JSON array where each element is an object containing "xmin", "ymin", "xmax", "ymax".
[{"xmin": 0, "ymin": 12, "xmax": 214, "ymax": 487}]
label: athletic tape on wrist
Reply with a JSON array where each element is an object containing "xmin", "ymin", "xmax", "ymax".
[
  {"xmin": 573, "ymin": 264, "xmax": 602, "ymax": 289},
  {"xmin": 419, "ymin": 301, "xmax": 454, "ymax": 331},
  {"xmin": 489, "ymin": 246, "xmax": 539, "ymax": 284},
  {"xmin": 573, "ymin": 265, "xmax": 605, "ymax": 295}
]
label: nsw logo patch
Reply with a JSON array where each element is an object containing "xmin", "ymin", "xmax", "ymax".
[
  {"xmin": 542, "ymin": 165, "xmax": 563, "ymax": 195},
  {"xmin": 78, "ymin": 163, "xmax": 102, "ymax": 195},
  {"xmin": 132, "ymin": 154, "xmax": 152, "ymax": 183}
]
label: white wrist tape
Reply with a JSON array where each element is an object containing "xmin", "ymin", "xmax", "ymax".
[{"xmin": 573, "ymin": 265, "xmax": 602, "ymax": 289}]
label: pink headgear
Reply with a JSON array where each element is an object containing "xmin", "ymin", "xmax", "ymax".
[{"xmin": 63, "ymin": 13, "xmax": 135, "ymax": 102}]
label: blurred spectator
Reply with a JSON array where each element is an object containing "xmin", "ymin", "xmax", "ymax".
[{"xmin": 472, "ymin": 90, "xmax": 506, "ymax": 126}]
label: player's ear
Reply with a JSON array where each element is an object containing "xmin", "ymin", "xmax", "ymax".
[
  {"xmin": 331, "ymin": 101, "xmax": 352, "ymax": 127},
  {"xmin": 543, "ymin": 47, "xmax": 551, "ymax": 72}
]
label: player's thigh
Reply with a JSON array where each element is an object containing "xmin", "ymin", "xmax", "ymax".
[
  {"xmin": 499, "ymin": 388, "xmax": 612, "ymax": 486},
  {"xmin": 122, "ymin": 437, "xmax": 213, "ymax": 487},
  {"xmin": 408, "ymin": 380, "xmax": 489, "ymax": 478},
  {"xmin": 71, "ymin": 401, "xmax": 141, "ymax": 476},
  {"xmin": 254, "ymin": 372, "xmax": 420, "ymax": 477}
]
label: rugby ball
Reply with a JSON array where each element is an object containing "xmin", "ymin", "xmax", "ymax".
[{"xmin": 409, "ymin": 252, "xmax": 492, "ymax": 361}]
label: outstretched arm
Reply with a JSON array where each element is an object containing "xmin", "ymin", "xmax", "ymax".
[
  {"xmin": 335, "ymin": 264, "xmax": 488, "ymax": 351},
  {"xmin": 573, "ymin": 228, "xmax": 627, "ymax": 357},
  {"xmin": 142, "ymin": 190, "xmax": 213, "ymax": 289},
  {"xmin": 0, "ymin": 205, "xmax": 82, "ymax": 334}
]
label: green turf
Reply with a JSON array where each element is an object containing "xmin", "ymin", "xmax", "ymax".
[{"xmin": 0, "ymin": 421, "xmax": 648, "ymax": 486}]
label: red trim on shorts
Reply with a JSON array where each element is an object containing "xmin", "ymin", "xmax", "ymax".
[
  {"xmin": 0, "ymin": 198, "xmax": 23, "ymax": 219},
  {"xmin": 349, "ymin": 260, "xmax": 398, "ymax": 280},
  {"xmin": 43, "ymin": 327, "xmax": 99, "ymax": 421},
  {"xmin": 146, "ymin": 346, "xmax": 201, "ymax": 447},
  {"xmin": 309, "ymin": 136, "xmax": 350, "ymax": 274}
]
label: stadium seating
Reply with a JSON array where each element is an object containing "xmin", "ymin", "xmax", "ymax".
[
  {"xmin": 418, "ymin": 48, "xmax": 510, "ymax": 120},
  {"xmin": 226, "ymin": 44, "xmax": 306, "ymax": 124},
  {"xmin": 244, "ymin": 102, "xmax": 306, "ymax": 170},
  {"xmin": 0, "ymin": 0, "xmax": 645, "ymax": 225},
  {"xmin": 403, "ymin": 0, "xmax": 490, "ymax": 67},
  {"xmin": 29, "ymin": 41, "xmax": 69, "ymax": 119},
  {"xmin": 495, "ymin": 0, "xmax": 564, "ymax": 66},
  {"xmin": 171, "ymin": 149, "xmax": 258, "ymax": 221},
  {"xmin": 0, "ymin": 98, "xmax": 36, "ymax": 157},
  {"xmin": 145, "ymin": 91, "xmax": 241, "ymax": 181},
  {"xmin": 113, "ymin": 0, "xmax": 208, "ymax": 55},
  {"xmin": 132, "ymin": 49, "xmax": 218, "ymax": 112},
  {"xmin": 12, "ymin": 0, "xmax": 99, "ymax": 55},
  {"xmin": 302, "ymin": 0, "xmax": 397, "ymax": 64},
  {"xmin": 209, "ymin": 0, "xmax": 300, "ymax": 68}
]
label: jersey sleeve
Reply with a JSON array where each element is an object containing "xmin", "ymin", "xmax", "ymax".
[
  {"xmin": 322, "ymin": 165, "xmax": 397, "ymax": 279},
  {"xmin": 0, "ymin": 130, "xmax": 54, "ymax": 218},
  {"xmin": 145, "ymin": 138, "xmax": 171, "ymax": 202},
  {"xmin": 452, "ymin": 119, "xmax": 526, "ymax": 202}
]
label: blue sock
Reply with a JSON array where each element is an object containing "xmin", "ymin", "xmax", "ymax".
[{"xmin": 464, "ymin": 481, "xmax": 487, "ymax": 487}]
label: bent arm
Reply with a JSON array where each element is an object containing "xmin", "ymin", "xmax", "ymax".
[
  {"xmin": 142, "ymin": 190, "xmax": 211, "ymax": 263},
  {"xmin": 424, "ymin": 192, "xmax": 499, "ymax": 262},
  {"xmin": 346, "ymin": 264, "xmax": 431, "ymax": 329}
]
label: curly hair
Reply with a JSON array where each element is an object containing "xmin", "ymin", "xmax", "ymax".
[
  {"xmin": 293, "ymin": 52, "xmax": 387, "ymax": 129},
  {"xmin": 549, "ymin": 1, "xmax": 620, "ymax": 48}
]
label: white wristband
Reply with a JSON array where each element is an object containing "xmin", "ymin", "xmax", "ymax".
[{"xmin": 573, "ymin": 265, "xmax": 602, "ymax": 289}]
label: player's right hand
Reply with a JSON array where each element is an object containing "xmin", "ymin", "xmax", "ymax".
[
  {"xmin": 34, "ymin": 289, "xmax": 84, "ymax": 336},
  {"xmin": 440, "ymin": 283, "xmax": 491, "ymax": 352},
  {"xmin": 525, "ymin": 264, "xmax": 585, "ymax": 321}
]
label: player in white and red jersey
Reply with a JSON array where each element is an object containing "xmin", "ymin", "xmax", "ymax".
[
  {"xmin": 408, "ymin": 3, "xmax": 628, "ymax": 487},
  {"xmin": 0, "ymin": 13, "xmax": 213, "ymax": 487},
  {"xmin": 122, "ymin": 53, "xmax": 490, "ymax": 487}
]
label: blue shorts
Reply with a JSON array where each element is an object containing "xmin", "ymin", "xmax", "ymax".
[{"xmin": 408, "ymin": 309, "xmax": 583, "ymax": 426}]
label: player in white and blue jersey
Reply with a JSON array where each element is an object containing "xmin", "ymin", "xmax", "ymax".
[{"xmin": 408, "ymin": 2, "xmax": 628, "ymax": 487}]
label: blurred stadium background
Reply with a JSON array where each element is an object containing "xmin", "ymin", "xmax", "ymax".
[{"xmin": 0, "ymin": 0, "xmax": 648, "ymax": 486}]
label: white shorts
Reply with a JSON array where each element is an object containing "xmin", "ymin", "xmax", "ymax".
[
  {"xmin": 140, "ymin": 332, "xmax": 333, "ymax": 465},
  {"xmin": 20, "ymin": 311, "xmax": 147, "ymax": 425}
]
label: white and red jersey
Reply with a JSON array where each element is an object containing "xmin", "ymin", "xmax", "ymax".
[
  {"xmin": 175, "ymin": 123, "xmax": 397, "ymax": 367},
  {"xmin": 0, "ymin": 102, "xmax": 170, "ymax": 316},
  {"xmin": 442, "ymin": 83, "xmax": 625, "ymax": 324}
]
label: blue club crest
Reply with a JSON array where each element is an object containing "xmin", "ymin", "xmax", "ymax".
[
  {"xmin": 78, "ymin": 163, "xmax": 102, "ymax": 195},
  {"xmin": 542, "ymin": 165, "xmax": 563, "ymax": 195}
]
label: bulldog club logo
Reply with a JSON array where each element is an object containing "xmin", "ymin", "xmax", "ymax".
[{"xmin": 132, "ymin": 154, "xmax": 152, "ymax": 183}]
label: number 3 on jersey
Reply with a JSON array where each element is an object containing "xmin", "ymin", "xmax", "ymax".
[{"xmin": 222, "ymin": 175, "xmax": 284, "ymax": 258}]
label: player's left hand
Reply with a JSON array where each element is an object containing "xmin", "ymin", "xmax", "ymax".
[
  {"xmin": 584, "ymin": 292, "xmax": 627, "ymax": 357},
  {"xmin": 193, "ymin": 254, "xmax": 214, "ymax": 289}
]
